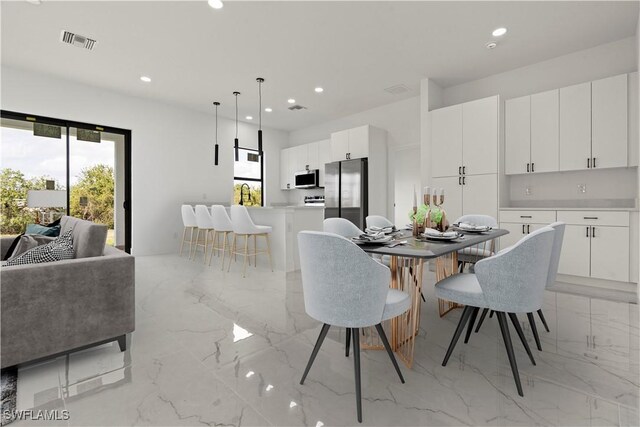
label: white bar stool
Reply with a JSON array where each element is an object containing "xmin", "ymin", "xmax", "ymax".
[
  {"xmin": 209, "ymin": 205, "xmax": 234, "ymax": 269},
  {"xmin": 228, "ymin": 205, "xmax": 273, "ymax": 277},
  {"xmin": 193, "ymin": 205, "xmax": 215, "ymax": 263},
  {"xmin": 179, "ymin": 205, "xmax": 198, "ymax": 258}
]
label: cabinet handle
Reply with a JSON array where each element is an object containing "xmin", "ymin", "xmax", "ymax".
[
  {"xmin": 462, "ymin": 166, "xmax": 466, "ymax": 175},
  {"xmin": 526, "ymin": 163, "xmax": 530, "ymax": 173},
  {"xmin": 586, "ymin": 335, "xmax": 590, "ymax": 347},
  {"xmin": 527, "ymin": 224, "xmax": 530, "ymax": 234},
  {"xmin": 458, "ymin": 177, "xmax": 462, "ymax": 186},
  {"xmin": 522, "ymin": 224, "xmax": 526, "ymax": 234},
  {"xmin": 459, "ymin": 166, "xmax": 462, "ymax": 175},
  {"xmin": 586, "ymin": 227, "xmax": 590, "ymax": 238},
  {"xmin": 593, "ymin": 157, "xmax": 596, "ymax": 168},
  {"xmin": 531, "ymin": 163, "xmax": 535, "ymax": 172},
  {"xmin": 583, "ymin": 216, "xmax": 598, "ymax": 220},
  {"xmin": 462, "ymin": 176, "xmax": 465, "ymax": 185},
  {"xmin": 592, "ymin": 227, "xmax": 596, "ymax": 238},
  {"xmin": 592, "ymin": 335, "xmax": 596, "ymax": 349},
  {"xmin": 587, "ymin": 158, "xmax": 591, "ymax": 168},
  {"xmin": 520, "ymin": 215, "xmax": 532, "ymax": 218}
]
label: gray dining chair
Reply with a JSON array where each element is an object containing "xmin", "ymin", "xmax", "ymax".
[
  {"xmin": 366, "ymin": 215, "xmax": 394, "ymax": 229},
  {"xmin": 473, "ymin": 222, "xmax": 565, "ymax": 350},
  {"xmin": 297, "ymin": 231, "xmax": 410, "ymax": 423},
  {"xmin": 435, "ymin": 226, "xmax": 555, "ymax": 396},
  {"xmin": 323, "ymin": 217, "xmax": 363, "ymax": 238},
  {"xmin": 455, "ymin": 214, "xmax": 498, "ymax": 272}
]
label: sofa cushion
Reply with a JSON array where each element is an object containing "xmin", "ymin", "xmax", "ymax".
[
  {"xmin": 25, "ymin": 223, "xmax": 61, "ymax": 237},
  {"xmin": 3, "ymin": 230, "xmax": 74, "ymax": 266},
  {"xmin": 8, "ymin": 235, "xmax": 56, "ymax": 259},
  {"xmin": 60, "ymin": 216, "xmax": 108, "ymax": 258}
]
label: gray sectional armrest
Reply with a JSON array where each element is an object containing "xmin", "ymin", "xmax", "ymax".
[
  {"xmin": 1, "ymin": 245, "xmax": 135, "ymax": 368},
  {"xmin": 1, "ymin": 236, "xmax": 17, "ymax": 259}
]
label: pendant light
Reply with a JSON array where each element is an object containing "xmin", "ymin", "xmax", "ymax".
[
  {"xmin": 213, "ymin": 101, "xmax": 220, "ymax": 165},
  {"xmin": 256, "ymin": 77, "xmax": 264, "ymax": 156},
  {"xmin": 233, "ymin": 91, "xmax": 240, "ymax": 161}
]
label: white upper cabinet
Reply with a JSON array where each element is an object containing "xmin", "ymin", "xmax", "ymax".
[
  {"xmin": 505, "ymin": 95, "xmax": 531, "ymax": 175},
  {"xmin": 530, "ymin": 89, "xmax": 559, "ymax": 173},
  {"xmin": 559, "ymin": 82, "xmax": 592, "ymax": 171},
  {"xmin": 347, "ymin": 126, "xmax": 370, "ymax": 160},
  {"xmin": 462, "ymin": 96, "xmax": 498, "ymax": 176},
  {"xmin": 330, "ymin": 126, "xmax": 370, "ymax": 162},
  {"xmin": 280, "ymin": 148, "xmax": 291, "ymax": 190},
  {"xmin": 330, "ymin": 129, "xmax": 349, "ymax": 161},
  {"xmin": 291, "ymin": 144, "xmax": 309, "ymax": 173},
  {"xmin": 431, "ymin": 105, "xmax": 462, "ymax": 178},
  {"xmin": 591, "ymin": 74, "xmax": 628, "ymax": 169},
  {"xmin": 307, "ymin": 141, "xmax": 319, "ymax": 170},
  {"xmin": 316, "ymin": 139, "xmax": 331, "ymax": 187}
]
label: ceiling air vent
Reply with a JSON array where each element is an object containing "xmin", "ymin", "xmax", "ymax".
[
  {"xmin": 288, "ymin": 104, "xmax": 307, "ymax": 111},
  {"xmin": 60, "ymin": 30, "xmax": 97, "ymax": 50},
  {"xmin": 384, "ymin": 84, "xmax": 410, "ymax": 95}
]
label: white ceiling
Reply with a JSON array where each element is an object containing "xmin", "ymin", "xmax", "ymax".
[{"xmin": 1, "ymin": 1, "xmax": 638, "ymax": 131}]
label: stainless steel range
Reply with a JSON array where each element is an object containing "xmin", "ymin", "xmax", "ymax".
[{"xmin": 304, "ymin": 195, "xmax": 325, "ymax": 206}]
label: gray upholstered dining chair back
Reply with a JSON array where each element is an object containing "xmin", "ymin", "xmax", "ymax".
[
  {"xmin": 474, "ymin": 227, "xmax": 554, "ymax": 314},
  {"xmin": 455, "ymin": 214, "xmax": 498, "ymax": 228},
  {"xmin": 323, "ymin": 218, "xmax": 363, "ymax": 238},
  {"xmin": 546, "ymin": 222, "xmax": 565, "ymax": 289},
  {"xmin": 366, "ymin": 215, "xmax": 394, "ymax": 229},
  {"xmin": 297, "ymin": 231, "xmax": 390, "ymax": 328}
]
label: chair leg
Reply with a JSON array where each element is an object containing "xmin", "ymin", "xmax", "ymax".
[
  {"xmin": 527, "ymin": 312, "xmax": 543, "ymax": 351},
  {"xmin": 475, "ymin": 308, "xmax": 489, "ymax": 333},
  {"xmin": 208, "ymin": 230, "xmax": 217, "ymax": 266},
  {"xmin": 464, "ymin": 307, "xmax": 479, "ymax": 344},
  {"xmin": 442, "ymin": 305, "xmax": 474, "ymax": 366},
  {"xmin": 227, "ymin": 234, "xmax": 237, "ymax": 272},
  {"xmin": 179, "ymin": 227, "xmax": 187, "ymax": 255},
  {"xmin": 191, "ymin": 229, "xmax": 201, "ymax": 260},
  {"xmin": 117, "ymin": 334, "xmax": 126, "ymax": 352},
  {"xmin": 352, "ymin": 327, "xmax": 362, "ymax": 423},
  {"xmin": 254, "ymin": 234, "xmax": 257, "ymax": 267},
  {"xmin": 265, "ymin": 234, "xmax": 274, "ymax": 272},
  {"xmin": 375, "ymin": 324, "xmax": 404, "ymax": 384},
  {"xmin": 221, "ymin": 232, "xmax": 228, "ymax": 270},
  {"xmin": 537, "ymin": 309, "xmax": 550, "ymax": 333},
  {"xmin": 242, "ymin": 235, "xmax": 249, "ymax": 277},
  {"xmin": 189, "ymin": 227, "xmax": 195, "ymax": 259},
  {"xmin": 489, "ymin": 310, "xmax": 494, "ymax": 318},
  {"xmin": 508, "ymin": 313, "xmax": 536, "ymax": 365},
  {"xmin": 496, "ymin": 312, "xmax": 524, "ymax": 397},
  {"xmin": 345, "ymin": 328, "xmax": 351, "ymax": 357},
  {"xmin": 300, "ymin": 324, "xmax": 330, "ymax": 385}
]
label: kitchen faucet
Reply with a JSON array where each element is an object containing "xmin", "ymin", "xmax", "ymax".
[{"xmin": 239, "ymin": 183, "xmax": 251, "ymax": 206}]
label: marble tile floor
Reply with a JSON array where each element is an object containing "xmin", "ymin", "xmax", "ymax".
[{"xmin": 11, "ymin": 254, "xmax": 640, "ymax": 426}]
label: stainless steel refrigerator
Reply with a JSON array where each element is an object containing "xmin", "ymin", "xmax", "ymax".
[{"xmin": 324, "ymin": 158, "xmax": 368, "ymax": 230}]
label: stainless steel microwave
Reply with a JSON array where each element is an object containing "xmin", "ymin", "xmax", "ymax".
[{"xmin": 294, "ymin": 169, "xmax": 320, "ymax": 188}]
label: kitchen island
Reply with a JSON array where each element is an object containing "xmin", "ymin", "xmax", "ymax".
[{"xmin": 184, "ymin": 203, "xmax": 324, "ymax": 272}]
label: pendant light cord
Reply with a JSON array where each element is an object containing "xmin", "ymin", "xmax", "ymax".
[
  {"xmin": 215, "ymin": 104, "xmax": 218, "ymax": 143},
  {"xmin": 234, "ymin": 93, "xmax": 239, "ymax": 138},
  {"xmin": 259, "ymin": 80, "xmax": 262, "ymax": 131}
]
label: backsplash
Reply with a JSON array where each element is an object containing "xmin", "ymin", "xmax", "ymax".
[{"xmin": 508, "ymin": 167, "xmax": 638, "ymax": 207}]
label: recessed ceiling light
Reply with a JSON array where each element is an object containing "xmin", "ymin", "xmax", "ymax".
[
  {"xmin": 246, "ymin": 116, "xmax": 253, "ymax": 120},
  {"xmin": 264, "ymin": 107, "xmax": 273, "ymax": 112},
  {"xmin": 25, "ymin": 0, "xmax": 42, "ymax": 4},
  {"xmin": 140, "ymin": 76, "xmax": 151, "ymax": 82},
  {"xmin": 287, "ymin": 98, "xmax": 296, "ymax": 104},
  {"xmin": 485, "ymin": 41, "xmax": 498, "ymax": 50},
  {"xmin": 314, "ymin": 87, "xmax": 324, "ymax": 93},
  {"xmin": 208, "ymin": 0, "xmax": 223, "ymax": 9},
  {"xmin": 492, "ymin": 27, "xmax": 507, "ymax": 37}
]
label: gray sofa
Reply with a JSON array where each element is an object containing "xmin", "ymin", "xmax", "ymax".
[{"xmin": 1, "ymin": 216, "xmax": 135, "ymax": 369}]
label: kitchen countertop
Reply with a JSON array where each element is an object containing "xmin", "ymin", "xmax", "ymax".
[{"xmin": 183, "ymin": 202, "xmax": 324, "ymax": 210}]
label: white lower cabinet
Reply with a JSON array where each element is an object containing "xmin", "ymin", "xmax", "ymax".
[
  {"xmin": 590, "ymin": 226, "xmax": 630, "ymax": 282},
  {"xmin": 558, "ymin": 225, "xmax": 591, "ymax": 277},
  {"xmin": 498, "ymin": 210, "xmax": 556, "ymax": 250}
]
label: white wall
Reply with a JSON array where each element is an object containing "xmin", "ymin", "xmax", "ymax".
[
  {"xmin": 442, "ymin": 37, "xmax": 637, "ymax": 107},
  {"xmin": 287, "ymin": 96, "xmax": 420, "ymax": 215},
  {"xmin": 1, "ymin": 65, "xmax": 289, "ymax": 256}
]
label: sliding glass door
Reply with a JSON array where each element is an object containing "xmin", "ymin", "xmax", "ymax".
[{"xmin": 0, "ymin": 111, "xmax": 132, "ymax": 252}]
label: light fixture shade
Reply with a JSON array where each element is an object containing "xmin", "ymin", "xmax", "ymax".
[
  {"xmin": 257, "ymin": 77, "xmax": 264, "ymax": 156},
  {"xmin": 214, "ymin": 144, "xmax": 219, "ymax": 166},
  {"xmin": 234, "ymin": 138, "xmax": 239, "ymax": 161},
  {"xmin": 258, "ymin": 130, "xmax": 263, "ymax": 155},
  {"xmin": 27, "ymin": 190, "xmax": 67, "ymax": 208},
  {"xmin": 213, "ymin": 101, "xmax": 220, "ymax": 166}
]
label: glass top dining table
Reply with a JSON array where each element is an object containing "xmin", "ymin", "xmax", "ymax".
[{"xmin": 353, "ymin": 227, "xmax": 509, "ymax": 369}]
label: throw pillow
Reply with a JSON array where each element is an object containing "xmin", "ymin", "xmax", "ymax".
[
  {"xmin": 25, "ymin": 223, "xmax": 61, "ymax": 237},
  {"xmin": 8, "ymin": 235, "xmax": 56, "ymax": 259},
  {"xmin": 4, "ymin": 229, "xmax": 74, "ymax": 266}
]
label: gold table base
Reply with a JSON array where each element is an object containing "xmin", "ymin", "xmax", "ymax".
[{"xmin": 360, "ymin": 252, "xmax": 460, "ymax": 368}]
